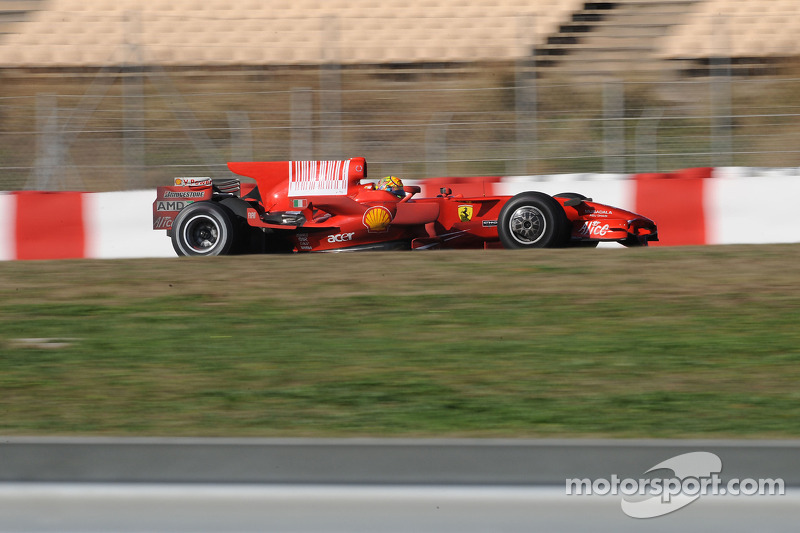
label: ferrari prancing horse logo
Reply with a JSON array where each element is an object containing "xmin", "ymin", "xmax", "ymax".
[{"xmin": 458, "ymin": 205, "xmax": 473, "ymax": 222}]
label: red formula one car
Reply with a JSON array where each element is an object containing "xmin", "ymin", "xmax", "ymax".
[{"xmin": 153, "ymin": 157, "xmax": 657, "ymax": 256}]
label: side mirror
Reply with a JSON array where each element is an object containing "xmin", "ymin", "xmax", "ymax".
[
  {"xmin": 400, "ymin": 185, "xmax": 421, "ymax": 203},
  {"xmin": 563, "ymin": 197, "xmax": 592, "ymax": 207}
]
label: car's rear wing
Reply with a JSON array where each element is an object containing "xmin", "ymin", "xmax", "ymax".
[{"xmin": 227, "ymin": 158, "xmax": 367, "ymax": 210}]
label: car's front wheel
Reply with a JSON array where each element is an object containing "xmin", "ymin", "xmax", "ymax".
[
  {"xmin": 171, "ymin": 201, "xmax": 237, "ymax": 256},
  {"xmin": 498, "ymin": 192, "xmax": 571, "ymax": 249}
]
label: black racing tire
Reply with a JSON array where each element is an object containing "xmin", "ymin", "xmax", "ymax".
[
  {"xmin": 498, "ymin": 192, "xmax": 571, "ymax": 249},
  {"xmin": 171, "ymin": 201, "xmax": 238, "ymax": 257},
  {"xmin": 555, "ymin": 192, "xmax": 599, "ymax": 248}
]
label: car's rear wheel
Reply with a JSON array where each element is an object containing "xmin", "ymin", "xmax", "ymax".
[
  {"xmin": 498, "ymin": 192, "xmax": 570, "ymax": 249},
  {"xmin": 171, "ymin": 202, "xmax": 237, "ymax": 256}
]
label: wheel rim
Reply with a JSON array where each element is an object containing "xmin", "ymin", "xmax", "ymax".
[
  {"xmin": 508, "ymin": 205, "xmax": 546, "ymax": 245},
  {"xmin": 182, "ymin": 214, "xmax": 222, "ymax": 253}
]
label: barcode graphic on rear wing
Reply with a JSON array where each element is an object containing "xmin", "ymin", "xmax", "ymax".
[{"xmin": 288, "ymin": 160, "xmax": 349, "ymax": 197}]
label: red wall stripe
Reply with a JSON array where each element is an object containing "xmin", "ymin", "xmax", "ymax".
[
  {"xmin": 14, "ymin": 191, "xmax": 86, "ymax": 260},
  {"xmin": 634, "ymin": 168, "xmax": 710, "ymax": 246}
]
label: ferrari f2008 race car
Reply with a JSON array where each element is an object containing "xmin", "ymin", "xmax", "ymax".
[{"xmin": 153, "ymin": 157, "xmax": 657, "ymax": 256}]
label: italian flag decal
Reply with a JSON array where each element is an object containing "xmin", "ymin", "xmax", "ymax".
[{"xmin": 292, "ymin": 199, "xmax": 308, "ymax": 209}]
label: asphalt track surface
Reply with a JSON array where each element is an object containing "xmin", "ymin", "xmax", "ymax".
[
  {"xmin": 1, "ymin": 438, "xmax": 798, "ymax": 532},
  {"xmin": 3, "ymin": 437, "xmax": 799, "ymax": 484}
]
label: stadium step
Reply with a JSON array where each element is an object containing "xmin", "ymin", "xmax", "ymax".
[
  {"xmin": 534, "ymin": 0, "xmax": 705, "ymax": 79},
  {"xmin": 0, "ymin": 0, "xmax": 42, "ymax": 42}
]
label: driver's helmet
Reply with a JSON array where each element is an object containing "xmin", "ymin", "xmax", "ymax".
[{"xmin": 376, "ymin": 176, "xmax": 405, "ymax": 198}]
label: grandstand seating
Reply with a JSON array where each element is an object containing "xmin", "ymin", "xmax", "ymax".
[
  {"xmin": 0, "ymin": 0, "xmax": 798, "ymax": 77},
  {"xmin": 0, "ymin": 0, "xmax": 42, "ymax": 37},
  {"xmin": 0, "ymin": 0, "xmax": 584, "ymax": 67},
  {"xmin": 658, "ymin": 0, "xmax": 800, "ymax": 60},
  {"xmin": 533, "ymin": 0, "xmax": 705, "ymax": 78}
]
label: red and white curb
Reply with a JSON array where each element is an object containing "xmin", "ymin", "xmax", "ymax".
[{"xmin": 0, "ymin": 190, "xmax": 174, "ymax": 260}]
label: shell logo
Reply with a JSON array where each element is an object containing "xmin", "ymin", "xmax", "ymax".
[{"xmin": 362, "ymin": 206, "xmax": 393, "ymax": 232}]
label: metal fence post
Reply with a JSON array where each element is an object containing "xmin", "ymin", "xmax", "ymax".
[
  {"xmin": 635, "ymin": 108, "xmax": 663, "ymax": 172},
  {"xmin": 228, "ymin": 111, "xmax": 253, "ymax": 162},
  {"xmin": 513, "ymin": 14, "xmax": 537, "ymax": 177},
  {"xmin": 425, "ymin": 112, "xmax": 452, "ymax": 177},
  {"xmin": 147, "ymin": 67, "xmax": 224, "ymax": 178},
  {"xmin": 603, "ymin": 79, "xmax": 625, "ymax": 173},
  {"xmin": 320, "ymin": 16, "xmax": 341, "ymax": 160},
  {"xmin": 123, "ymin": 11, "xmax": 145, "ymax": 190},
  {"xmin": 291, "ymin": 88, "xmax": 313, "ymax": 161},
  {"xmin": 710, "ymin": 14, "xmax": 733, "ymax": 168},
  {"xmin": 31, "ymin": 94, "xmax": 65, "ymax": 190}
]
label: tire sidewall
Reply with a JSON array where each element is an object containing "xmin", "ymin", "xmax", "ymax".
[
  {"xmin": 171, "ymin": 202, "xmax": 237, "ymax": 256},
  {"xmin": 498, "ymin": 192, "xmax": 570, "ymax": 249}
]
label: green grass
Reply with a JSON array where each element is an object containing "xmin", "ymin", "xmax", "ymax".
[{"xmin": 1, "ymin": 245, "xmax": 799, "ymax": 437}]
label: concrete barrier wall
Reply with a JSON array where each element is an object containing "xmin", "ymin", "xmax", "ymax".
[{"xmin": 1, "ymin": 167, "xmax": 798, "ymax": 260}]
